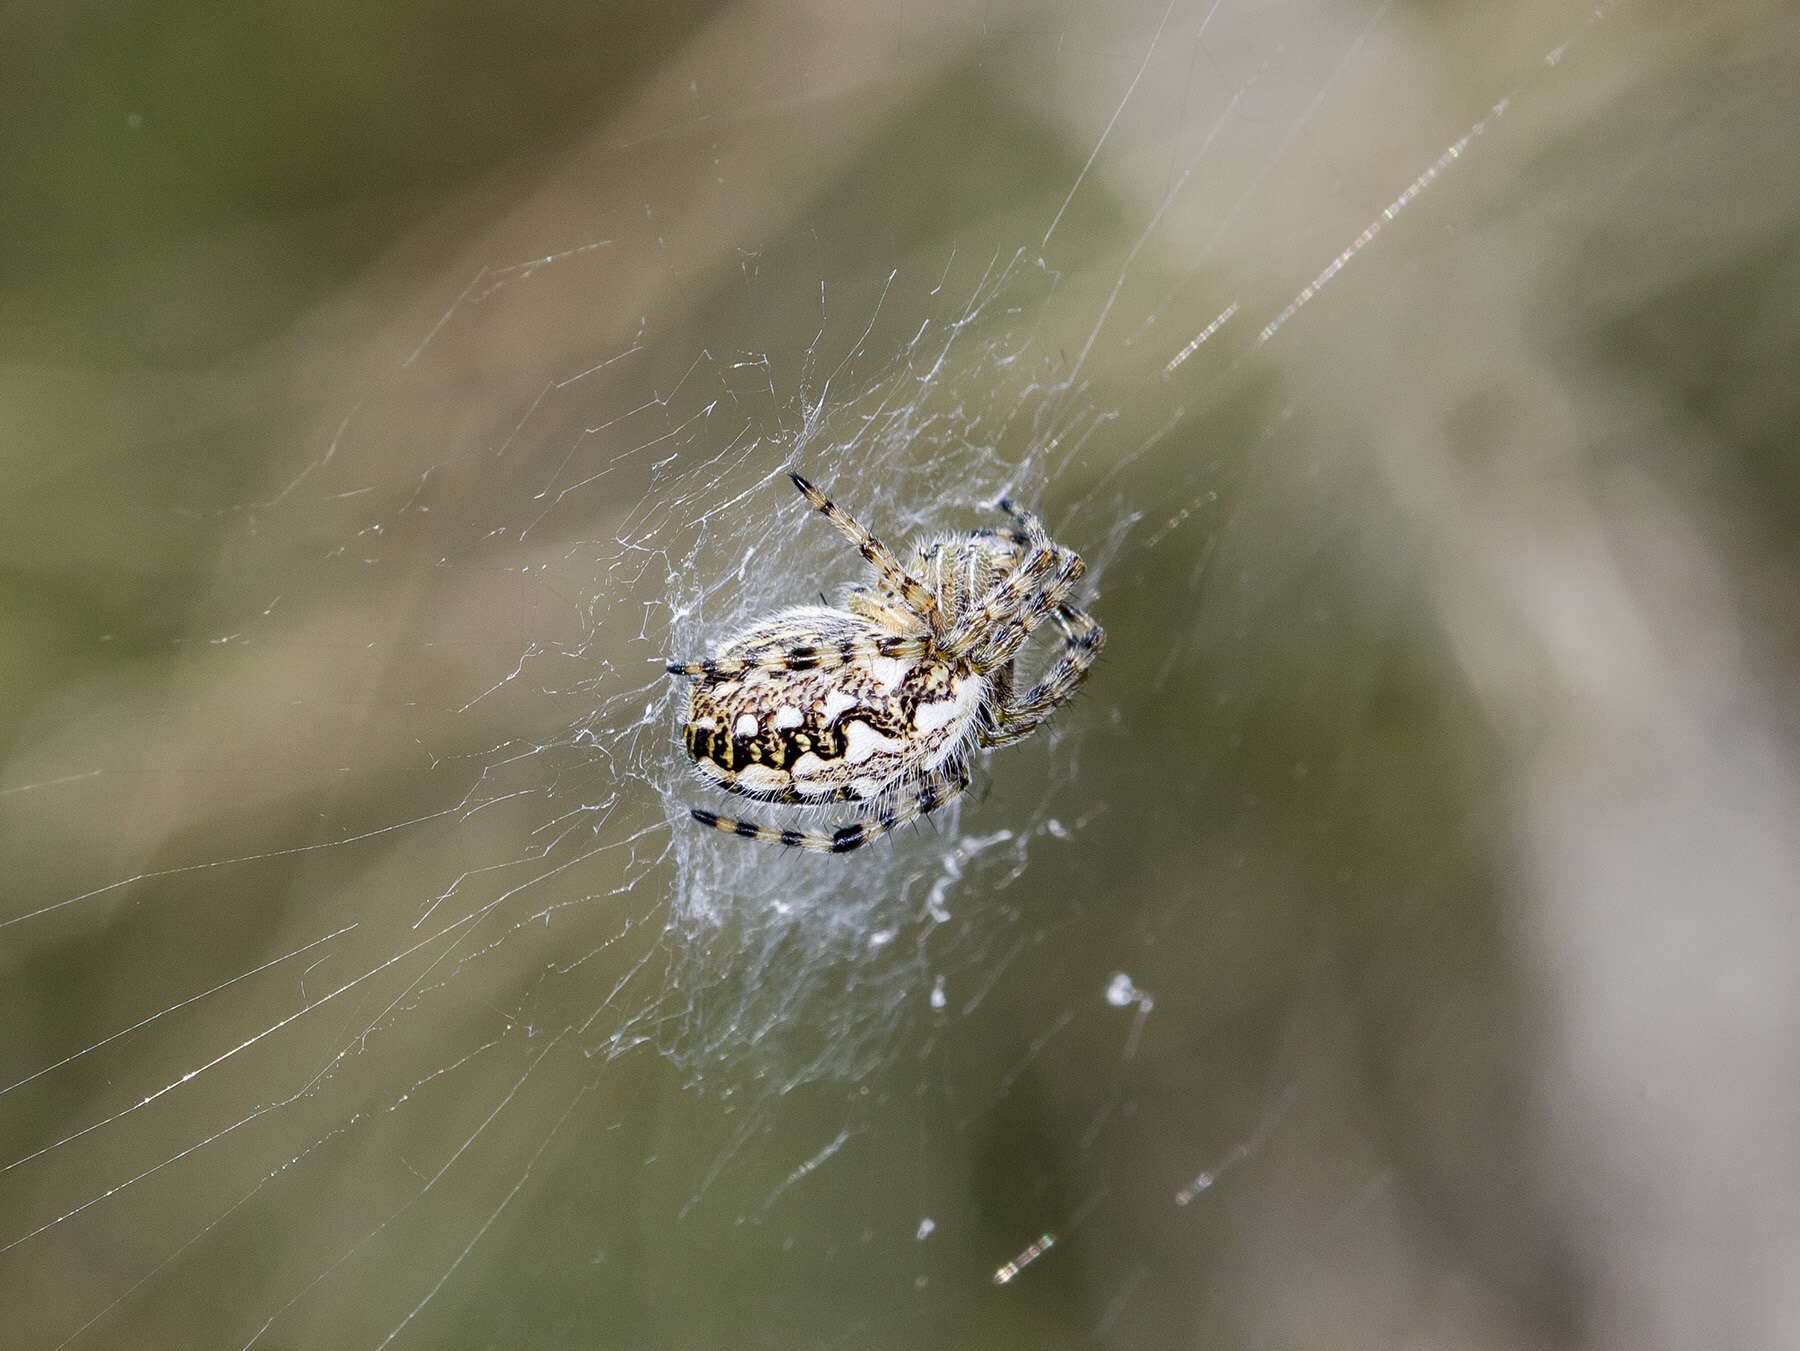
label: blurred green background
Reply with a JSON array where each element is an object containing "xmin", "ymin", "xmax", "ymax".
[{"xmin": 3, "ymin": 1, "xmax": 1798, "ymax": 1347}]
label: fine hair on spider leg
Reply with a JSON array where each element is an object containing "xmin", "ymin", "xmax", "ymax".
[{"xmin": 668, "ymin": 472, "xmax": 1105, "ymax": 852}]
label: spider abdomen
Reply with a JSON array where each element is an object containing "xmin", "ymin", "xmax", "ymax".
[{"xmin": 683, "ymin": 615, "xmax": 982, "ymax": 804}]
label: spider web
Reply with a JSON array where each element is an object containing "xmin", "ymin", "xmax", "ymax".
[{"xmin": 7, "ymin": 1, "xmax": 1797, "ymax": 1346}]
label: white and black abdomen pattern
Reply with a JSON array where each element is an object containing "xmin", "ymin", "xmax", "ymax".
[{"xmin": 682, "ymin": 625, "xmax": 982, "ymax": 805}]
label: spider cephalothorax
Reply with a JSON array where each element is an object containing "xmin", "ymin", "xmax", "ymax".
[{"xmin": 666, "ymin": 472, "xmax": 1104, "ymax": 853}]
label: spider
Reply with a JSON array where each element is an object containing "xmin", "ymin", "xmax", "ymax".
[{"xmin": 666, "ymin": 472, "xmax": 1104, "ymax": 853}]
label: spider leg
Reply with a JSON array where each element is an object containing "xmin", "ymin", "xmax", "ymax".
[
  {"xmin": 982, "ymin": 549, "xmax": 1088, "ymax": 672},
  {"xmin": 969, "ymin": 527, "xmax": 1030, "ymax": 548},
  {"xmin": 979, "ymin": 602, "xmax": 1105, "ymax": 748},
  {"xmin": 996, "ymin": 497, "xmax": 1051, "ymax": 547},
  {"xmin": 665, "ymin": 632, "xmax": 928, "ymax": 678},
  {"xmin": 690, "ymin": 760, "xmax": 970, "ymax": 854},
  {"xmin": 843, "ymin": 585, "xmax": 926, "ymax": 633},
  {"xmin": 943, "ymin": 544, "xmax": 1087, "ymax": 670},
  {"xmin": 936, "ymin": 543, "xmax": 1067, "ymax": 661},
  {"xmin": 935, "ymin": 497, "xmax": 1081, "ymax": 663},
  {"xmin": 927, "ymin": 498, "xmax": 1048, "ymax": 661},
  {"xmin": 789, "ymin": 473, "xmax": 942, "ymax": 630}
]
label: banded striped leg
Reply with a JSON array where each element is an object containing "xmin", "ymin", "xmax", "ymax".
[
  {"xmin": 969, "ymin": 527, "xmax": 1030, "ymax": 548},
  {"xmin": 690, "ymin": 760, "xmax": 970, "ymax": 854},
  {"xmin": 789, "ymin": 473, "xmax": 941, "ymax": 629},
  {"xmin": 980, "ymin": 603, "xmax": 1105, "ymax": 748},
  {"xmin": 913, "ymin": 535, "xmax": 1026, "ymax": 628},
  {"xmin": 996, "ymin": 496, "xmax": 1051, "ymax": 547},
  {"xmin": 844, "ymin": 585, "xmax": 930, "ymax": 634},
  {"xmin": 934, "ymin": 497, "xmax": 1046, "ymax": 652},
  {"xmin": 665, "ymin": 632, "xmax": 928, "ymax": 679},
  {"xmin": 936, "ymin": 544, "xmax": 1067, "ymax": 661},
  {"xmin": 936, "ymin": 497, "xmax": 1072, "ymax": 662},
  {"xmin": 931, "ymin": 511, "xmax": 1038, "ymax": 641},
  {"xmin": 955, "ymin": 547, "xmax": 1088, "ymax": 675}
]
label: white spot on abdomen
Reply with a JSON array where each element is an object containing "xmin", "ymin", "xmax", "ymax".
[
  {"xmin": 732, "ymin": 764, "xmax": 789, "ymax": 793},
  {"xmin": 843, "ymin": 720, "xmax": 905, "ymax": 765},
  {"xmin": 790, "ymin": 753, "xmax": 839, "ymax": 796},
  {"xmin": 691, "ymin": 716, "xmax": 718, "ymax": 732},
  {"xmin": 771, "ymin": 705, "xmax": 803, "ymax": 730},
  {"xmin": 734, "ymin": 713, "xmax": 759, "ymax": 737},
  {"xmin": 866, "ymin": 656, "xmax": 909, "ymax": 693},
  {"xmin": 913, "ymin": 698, "xmax": 962, "ymax": 735},
  {"xmin": 821, "ymin": 690, "xmax": 858, "ymax": 722},
  {"xmin": 923, "ymin": 676, "xmax": 983, "ymax": 769}
]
